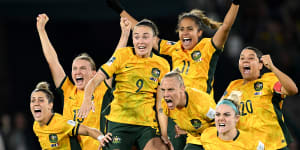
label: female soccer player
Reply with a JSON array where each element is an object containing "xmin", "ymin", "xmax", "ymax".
[
  {"xmin": 36, "ymin": 14, "xmax": 131, "ymax": 150},
  {"xmin": 159, "ymin": 69, "xmax": 216, "ymax": 150},
  {"xmin": 78, "ymin": 19, "xmax": 171, "ymax": 150},
  {"xmin": 107, "ymin": 0, "xmax": 239, "ymax": 96},
  {"xmin": 201, "ymin": 91, "xmax": 265, "ymax": 150},
  {"xmin": 223, "ymin": 46, "xmax": 298, "ymax": 149},
  {"xmin": 106, "ymin": 1, "xmax": 240, "ymax": 148},
  {"xmin": 30, "ymin": 81, "xmax": 111, "ymax": 149}
]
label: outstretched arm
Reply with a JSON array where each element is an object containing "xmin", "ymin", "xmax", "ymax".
[
  {"xmin": 77, "ymin": 70, "xmax": 107, "ymax": 118},
  {"xmin": 156, "ymin": 86, "xmax": 174, "ymax": 150},
  {"xmin": 36, "ymin": 14, "xmax": 66, "ymax": 87},
  {"xmin": 260, "ymin": 55, "xmax": 298, "ymax": 96},
  {"xmin": 78, "ymin": 124, "xmax": 112, "ymax": 147},
  {"xmin": 212, "ymin": 2, "xmax": 239, "ymax": 49},
  {"xmin": 114, "ymin": 17, "xmax": 132, "ymax": 51}
]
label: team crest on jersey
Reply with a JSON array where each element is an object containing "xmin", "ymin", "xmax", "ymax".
[
  {"xmin": 190, "ymin": 119, "xmax": 202, "ymax": 129},
  {"xmin": 167, "ymin": 41, "xmax": 176, "ymax": 45},
  {"xmin": 106, "ymin": 56, "xmax": 116, "ymax": 66},
  {"xmin": 191, "ymin": 51, "xmax": 202, "ymax": 62},
  {"xmin": 112, "ymin": 136, "xmax": 121, "ymax": 144},
  {"xmin": 254, "ymin": 82, "xmax": 263, "ymax": 91},
  {"xmin": 49, "ymin": 134, "xmax": 58, "ymax": 143},
  {"xmin": 152, "ymin": 68, "xmax": 161, "ymax": 78}
]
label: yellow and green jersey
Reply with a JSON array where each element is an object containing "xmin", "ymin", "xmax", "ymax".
[
  {"xmin": 33, "ymin": 113, "xmax": 81, "ymax": 150},
  {"xmin": 101, "ymin": 47, "xmax": 170, "ymax": 127},
  {"xmin": 159, "ymin": 38, "xmax": 222, "ymax": 96},
  {"xmin": 201, "ymin": 127, "xmax": 265, "ymax": 150},
  {"xmin": 224, "ymin": 72, "xmax": 292, "ymax": 149},
  {"xmin": 57, "ymin": 77, "xmax": 112, "ymax": 150},
  {"xmin": 161, "ymin": 87, "xmax": 216, "ymax": 145}
]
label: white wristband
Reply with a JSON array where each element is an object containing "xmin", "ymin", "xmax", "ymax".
[{"xmin": 97, "ymin": 135, "xmax": 105, "ymax": 141}]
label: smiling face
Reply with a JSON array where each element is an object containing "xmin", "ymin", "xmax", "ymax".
[
  {"xmin": 215, "ymin": 104, "xmax": 239, "ymax": 135},
  {"xmin": 160, "ymin": 77, "xmax": 185, "ymax": 110},
  {"xmin": 239, "ymin": 49, "xmax": 263, "ymax": 82},
  {"xmin": 30, "ymin": 91, "xmax": 53, "ymax": 125},
  {"xmin": 178, "ymin": 17, "xmax": 203, "ymax": 50},
  {"xmin": 132, "ymin": 25, "xmax": 155, "ymax": 58},
  {"xmin": 71, "ymin": 59, "xmax": 96, "ymax": 90}
]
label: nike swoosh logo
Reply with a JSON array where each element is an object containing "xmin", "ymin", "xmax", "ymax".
[{"xmin": 125, "ymin": 66, "xmax": 133, "ymax": 68}]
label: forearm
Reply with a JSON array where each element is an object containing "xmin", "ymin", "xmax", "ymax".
[
  {"xmin": 115, "ymin": 28, "xmax": 130, "ymax": 50},
  {"xmin": 212, "ymin": 4, "xmax": 239, "ymax": 49},
  {"xmin": 38, "ymin": 29, "xmax": 59, "ymax": 65},
  {"xmin": 271, "ymin": 66, "xmax": 298, "ymax": 95},
  {"xmin": 83, "ymin": 74, "xmax": 104, "ymax": 103},
  {"xmin": 222, "ymin": 4, "xmax": 239, "ymax": 32},
  {"xmin": 156, "ymin": 88, "xmax": 168, "ymax": 137}
]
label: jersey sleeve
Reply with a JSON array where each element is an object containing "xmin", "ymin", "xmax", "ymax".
[
  {"xmin": 199, "ymin": 91, "xmax": 216, "ymax": 121},
  {"xmin": 158, "ymin": 39, "xmax": 177, "ymax": 55},
  {"xmin": 161, "ymin": 99, "xmax": 170, "ymax": 116},
  {"xmin": 158, "ymin": 59, "xmax": 170, "ymax": 84},
  {"xmin": 64, "ymin": 120, "xmax": 80, "ymax": 137},
  {"xmin": 100, "ymin": 47, "xmax": 128, "ymax": 78}
]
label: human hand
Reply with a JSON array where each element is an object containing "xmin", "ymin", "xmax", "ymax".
[
  {"xmin": 77, "ymin": 100, "xmax": 95, "ymax": 118},
  {"xmin": 36, "ymin": 13, "xmax": 49, "ymax": 31},
  {"xmin": 260, "ymin": 54, "xmax": 275, "ymax": 71}
]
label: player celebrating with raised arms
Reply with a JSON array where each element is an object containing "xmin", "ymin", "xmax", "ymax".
[
  {"xmin": 223, "ymin": 47, "xmax": 298, "ymax": 149},
  {"xmin": 159, "ymin": 68, "xmax": 216, "ymax": 150},
  {"xmin": 36, "ymin": 14, "xmax": 131, "ymax": 150},
  {"xmin": 78, "ymin": 19, "xmax": 171, "ymax": 150},
  {"xmin": 30, "ymin": 81, "xmax": 112, "ymax": 149},
  {"xmin": 106, "ymin": 1, "xmax": 240, "ymax": 148}
]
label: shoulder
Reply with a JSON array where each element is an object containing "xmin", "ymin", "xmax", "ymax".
[{"xmin": 201, "ymin": 127, "xmax": 217, "ymax": 139}]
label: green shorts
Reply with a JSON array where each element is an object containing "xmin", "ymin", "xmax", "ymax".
[
  {"xmin": 183, "ymin": 143, "xmax": 204, "ymax": 150},
  {"xmin": 103, "ymin": 121, "xmax": 160, "ymax": 150},
  {"xmin": 168, "ymin": 118, "xmax": 187, "ymax": 150}
]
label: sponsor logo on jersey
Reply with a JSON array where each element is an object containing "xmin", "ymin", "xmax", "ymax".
[
  {"xmin": 190, "ymin": 119, "xmax": 202, "ymax": 129},
  {"xmin": 254, "ymin": 82, "xmax": 263, "ymax": 91},
  {"xmin": 106, "ymin": 57, "xmax": 116, "ymax": 66},
  {"xmin": 112, "ymin": 136, "xmax": 121, "ymax": 144},
  {"xmin": 49, "ymin": 134, "xmax": 58, "ymax": 143},
  {"xmin": 191, "ymin": 51, "xmax": 202, "ymax": 62}
]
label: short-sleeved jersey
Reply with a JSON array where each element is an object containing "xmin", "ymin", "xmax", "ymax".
[
  {"xmin": 33, "ymin": 113, "xmax": 81, "ymax": 149},
  {"xmin": 224, "ymin": 72, "xmax": 292, "ymax": 149},
  {"xmin": 57, "ymin": 77, "xmax": 112, "ymax": 150},
  {"xmin": 159, "ymin": 38, "xmax": 222, "ymax": 96},
  {"xmin": 161, "ymin": 87, "xmax": 216, "ymax": 145},
  {"xmin": 101, "ymin": 47, "xmax": 170, "ymax": 127},
  {"xmin": 201, "ymin": 127, "xmax": 265, "ymax": 150}
]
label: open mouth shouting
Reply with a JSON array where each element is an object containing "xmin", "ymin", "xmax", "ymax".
[
  {"xmin": 75, "ymin": 77, "xmax": 84, "ymax": 86},
  {"xmin": 33, "ymin": 108, "xmax": 42, "ymax": 119},
  {"xmin": 165, "ymin": 99, "xmax": 175, "ymax": 109},
  {"xmin": 182, "ymin": 38, "xmax": 192, "ymax": 49}
]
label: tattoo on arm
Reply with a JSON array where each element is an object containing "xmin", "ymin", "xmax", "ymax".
[{"xmin": 159, "ymin": 108, "xmax": 163, "ymax": 113}]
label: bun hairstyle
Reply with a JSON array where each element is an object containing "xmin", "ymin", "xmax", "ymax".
[
  {"xmin": 135, "ymin": 19, "xmax": 159, "ymax": 37},
  {"xmin": 162, "ymin": 68, "xmax": 185, "ymax": 87},
  {"xmin": 226, "ymin": 91, "xmax": 241, "ymax": 110},
  {"xmin": 217, "ymin": 91, "xmax": 242, "ymax": 115},
  {"xmin": 177, "ymin": 9, "xmax": 222, "ymax": 32},
  {"xmin": 32, "ymin": 81, "xmax": 54, "ymax": 103},
  {"xmin": 74, "ymin": 53, "xmax": 96, "ymax": 71}
]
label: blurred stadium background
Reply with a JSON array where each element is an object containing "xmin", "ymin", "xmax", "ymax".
[{"xmin": 0, "ymin": 0, "xmax": 299, "ymax": 149}]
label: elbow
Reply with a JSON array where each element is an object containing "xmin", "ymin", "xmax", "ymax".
[{"xmin": 287, "ymin": 86, "xmax": 298, "ymax": 96}]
